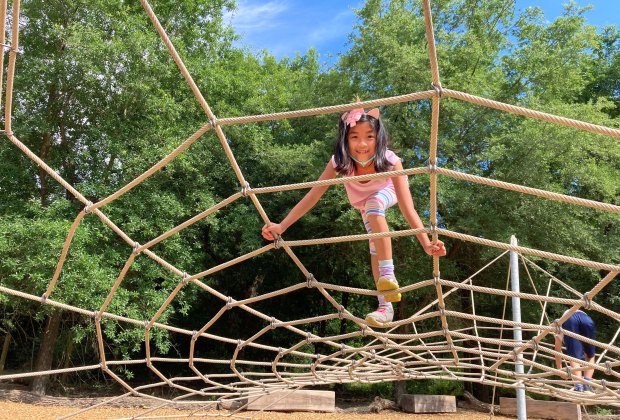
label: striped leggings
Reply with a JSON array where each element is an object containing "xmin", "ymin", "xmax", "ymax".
[{"xmin": 360, "ymin": 185, "xmax": 398, "ymax": 255}]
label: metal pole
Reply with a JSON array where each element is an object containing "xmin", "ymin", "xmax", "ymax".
[{"xmin": 510, "ymin": 235, "xmax": 527, "ymax": 419}]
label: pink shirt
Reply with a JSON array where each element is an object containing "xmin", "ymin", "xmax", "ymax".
[{"xmin": 331, "ymin": 150, "xmax": 400, "ymax": 209}]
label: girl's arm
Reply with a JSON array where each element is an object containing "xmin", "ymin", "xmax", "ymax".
[
  {"xmin": 554, "ymin": 335, "xmax": 564, "ymax": 371},
  {"xmin": 391, "ymin": 160, "xmax": 446, "ymax": 256},
  {"xmin": 262, "ymin": 161, "xmax": 338, "ymax": 240}
]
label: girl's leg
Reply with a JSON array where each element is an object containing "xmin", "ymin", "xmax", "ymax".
[
  {"xmin": 363, "ymin": 213, "xmax": 393, "ymax": 328},
  {"xmin": 363, "ymin": 186, "xmax": 399, "ymax": 302}
]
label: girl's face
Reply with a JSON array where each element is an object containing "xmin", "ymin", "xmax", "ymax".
[{"xmin": 347, "ymin": 121, "xmax": 377, "ymax": 163}]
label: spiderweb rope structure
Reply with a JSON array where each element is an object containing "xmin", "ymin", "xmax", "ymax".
[{"xmin": 1, "ymin": 0, "xmax": 620, "ymax": 417}]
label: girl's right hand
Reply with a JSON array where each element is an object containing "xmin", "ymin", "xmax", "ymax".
[{"xmin": 262, "ymin": 223, "xmax": 285, "ymax": 241}]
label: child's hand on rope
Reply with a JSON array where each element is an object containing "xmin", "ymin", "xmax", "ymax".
[
  {"xmin": 261, "ymin": 223, "xmax": 285, "ymax": 241},
  {"xmin": 424, "ymin": 240, "xmax": 446, "ymax": 257}
]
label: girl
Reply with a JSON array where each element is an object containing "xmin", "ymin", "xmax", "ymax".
[{"xmin": 261, "ymin": 101, "xmax": 446, "ymax": 328}]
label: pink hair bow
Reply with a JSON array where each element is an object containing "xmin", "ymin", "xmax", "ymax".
[{"xmin": 341, "ymin": 97, "xmax": 380, "ymax": 127}]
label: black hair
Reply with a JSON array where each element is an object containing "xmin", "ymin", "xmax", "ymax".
[{"xmin": 333, "ymin": 113, "xmax": 391, "ymax": 175}]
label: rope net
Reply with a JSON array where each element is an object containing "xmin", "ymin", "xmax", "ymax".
[{"xmin": 1, "ymin": 0, "xmax": 620, "ymax": 416}]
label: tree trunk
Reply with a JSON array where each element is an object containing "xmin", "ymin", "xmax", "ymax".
[
  {"xmin": 0, "ymin": 332, "xmax": 11, "ymax": 374},
  {"xmin": 30, "ymin": 309, "xmax": 63, "ymax": 395}
]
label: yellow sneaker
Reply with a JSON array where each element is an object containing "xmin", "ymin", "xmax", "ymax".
[{"xmin": 377, "ymin": 276, "xmax": 401, "ymax": 302}]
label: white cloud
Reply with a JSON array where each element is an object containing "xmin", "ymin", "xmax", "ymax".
[
  {"xmin": 307, "ymin": 10, "xmax": 354, "ymax": 45},
  {"xmin": 225, "ymin": 1, "xmax": 289, "ymax": 33}
]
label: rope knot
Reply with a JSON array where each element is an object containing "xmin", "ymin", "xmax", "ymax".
[
  {"xmin": 83, "ymin": 201, "xmax": 94, "ymax": 214},
  {"xmin": 340, "ymin": 343, "xmax": 347, "ymax": 355},
  {"xmin": 192, "ymin": 330, "xmax": 198, "ymax": 339},
  {"xmin": 236, "ymin": 339, "xmax": 243, "ymax": 350},
  {"xmin": 605, "ymin": 361, "xmax": 613, "ymax": 376},
  {"xmin": 553, "ymin": 319, "xmax": 563, "ymax": 335},
  {"xmin": 132, "ymin": 242, "xmax": 141, "ymax": 255},
  {"xmin": 434, "ymin": 275, "xmax": 441, "ymax": 285},
  {"xmin": 225, "ymin": 296, "xmax": 234, "ymax": 309},
  {"xmin": 209, "ymin": 117, "xmax": 219, "ymax": 127},
  {"xmin": 432, "ymin": 83, "xmax": 443, "ymax": 97},
  {"xmin": 241, "ymin": 182, "xmax": 251, "ymax": 197},
  {"xmin": 428, "ymin": 162, "xmax": 437, "ymax": 173},
  {"xmin": 338, "ymin": 305, "xmax": 345, "ymax": 319},
  {"xmin": 181, "ymin": 272, "xmax": 189, "ymax": 286},
  {"xmin": 270, "ymin": 317, "xmax": 277, "ymax": 329},
  {"xmin": 40, "ymin": 293, "xmax": 48, "ymax": 304},
  {"xmin": 370, "ymin": 349, "xmax": 376, "ymax": 359},
  {"xmin": 306, "ymin": 332, "xmax": 312, "ymax": 343},
  {"xmin": 361, "ymin": 325, "xmax": 368, "ymax": 336},
  {"xmin": 581, "ymin": 293, "xmax": 592, "ymax": 310},
  {"xmin": 273, "ymin": 236, "xmax": 282, "ymax": 249},
  {"xmin": 306, "ymin": 274, "xmax": 315, "ymax": 288}
]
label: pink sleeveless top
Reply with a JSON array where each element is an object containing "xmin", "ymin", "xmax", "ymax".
[{"xmin": 330, "ymin": 150, "xmax": 400, "ymax": 209}]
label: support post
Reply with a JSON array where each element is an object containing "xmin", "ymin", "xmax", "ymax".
[{"xmin": 510, "ymin": 235, "xmax": 526, "ymax": 419}]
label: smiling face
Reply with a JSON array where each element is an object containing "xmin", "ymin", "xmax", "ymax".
[{"xmin": 347, "ymin": 121, "xmax": 377, "ymax": 163}]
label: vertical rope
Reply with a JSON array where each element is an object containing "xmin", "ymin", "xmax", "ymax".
[
  {"xmin": 3, "ymin": 0, "xmax": 19, "ymax": 135},
  {"xmin": 0, "ymin": 0, "xmax": 8, "ymax": 114}
]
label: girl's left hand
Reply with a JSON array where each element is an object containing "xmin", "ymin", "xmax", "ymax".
[{"xmin": 424, "ymin": 240, "xmax": 446, "ymax": 257}]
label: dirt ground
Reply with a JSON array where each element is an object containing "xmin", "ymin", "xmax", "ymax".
[{"xmin": 0, "ymin": 401, "xmax": 515, "ymax": 420}]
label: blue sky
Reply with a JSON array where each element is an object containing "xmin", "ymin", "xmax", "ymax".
[{"xmin": 226, "ymin": 1, "xmax": 620, "ymax": 63}]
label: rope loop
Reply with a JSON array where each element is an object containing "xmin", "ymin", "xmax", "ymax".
[
  {"xmin": 306, "ymin": 274, "xmax": 315, "ymax": 288},
  {"xmin": 241, "ymin": 182, "xmax": 251, "ymax": 197},
  {"xmin": 432, "ymin": 83, "xmax": 443, "ymax": 97},
  {"xmin": 581, "ymin": 293, "xmax": 592, "ymax": 310}
]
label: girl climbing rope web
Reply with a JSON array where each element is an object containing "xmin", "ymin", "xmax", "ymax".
[{"xmin": 261, "ymin": 100, "xmax": 446, "ymax": 328}]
